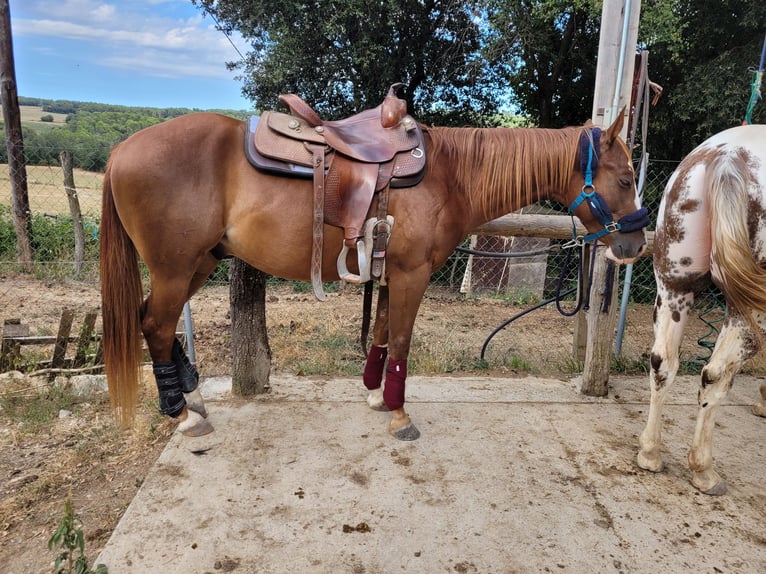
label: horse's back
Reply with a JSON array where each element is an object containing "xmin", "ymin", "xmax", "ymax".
[{"xmin": 106, "ymin": 113, "xmax": 248, "ymax": 268}]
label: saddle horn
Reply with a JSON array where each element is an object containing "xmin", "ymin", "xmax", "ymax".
[{"xmin": 381, "ymin": 83, "xmax": 407, "ymax": 128}]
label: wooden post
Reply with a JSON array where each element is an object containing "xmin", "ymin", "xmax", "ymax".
[
  {"xmin": 0, "ymin": 0, "xmax": 33, "ymax": 271},
  {"xmin": 230, "ymin": 258, "xmax": 272, "ymax": 395},
  {"xmin": 73, "ymin": 311, "xmax": 97, "ymax": 366},
  {"xmin": 580, "ymin": 0, "xmax": 642, "ymax": 396},
  {"xmin": 51, "ymin": 309, "xmax": 74, "ymax": 369},
  {"xmin": 60, "ymin": 151, "xmax": 86, "ymax": 275}
]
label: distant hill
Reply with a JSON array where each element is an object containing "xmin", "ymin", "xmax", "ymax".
[{"xmin": 15, "ymin": 96, "xmax": 250, "ymax": 121}]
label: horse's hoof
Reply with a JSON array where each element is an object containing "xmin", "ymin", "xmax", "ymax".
[
  {"xmin": 390, "ymin": 422, "xmax": 420, "ymax": 441},
  {"xmin": 752, "ymin": 403, "xmax": 766, "ymax": 418},
  {"xmin": 178, "ymin": 409, "xmax": 214, "ymax": 437},
  {"xmin": 636, "ymin": 452, "xmax": 664, "ymax": 473},
  {"xmin": 184, "ymin": 388, "xmax": 209, "ymax": 418},
  {"xmin": 697, "ymin": 479, "xmax": 727, "ymax": 496},
  {"xmin": 366, "ymin": 388, "xmax": 387, "ymax": 411}
]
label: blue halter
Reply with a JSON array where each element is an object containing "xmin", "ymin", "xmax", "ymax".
[{"xmin": 566, "ymin": 128, "xmax": 649, "ymax": 244}]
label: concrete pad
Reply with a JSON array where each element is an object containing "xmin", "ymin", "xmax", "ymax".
[{"xmin": 97, "ymin": 374, "xmax": 766, "ymax": 573}]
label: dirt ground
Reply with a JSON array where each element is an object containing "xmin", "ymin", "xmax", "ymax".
[{"xmin": 0, "ymin": 274, "xmax": 760, "ymax": 573}]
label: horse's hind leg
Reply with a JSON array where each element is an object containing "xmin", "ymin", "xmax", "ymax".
[
  {"xmin": 363, "ymin": 285, "xmax": 389, "ymax": 411},
  {"xmin": 142, "ymin": 274, "xmax": 213, "ymax": 437},
  {"xmin": 637, "ymin": 286, "xmax": 693, "ymax": 473},
  {"xmin": 689, "ymin": 315, "xmax": 760, "ymax": 495}
]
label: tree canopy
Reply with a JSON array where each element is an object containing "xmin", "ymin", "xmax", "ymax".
[{"xmin": 193, "ymin": 0, "xmax": 501, "ymax": 125}]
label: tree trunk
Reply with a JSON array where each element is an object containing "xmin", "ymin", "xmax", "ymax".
[
  {"xmin": 0, "ymin": 0, "xmax": 33, "ymax": 270},
  {"xmin": 229, "ymin": 258, "xmax": 271, "ymax": 395}
]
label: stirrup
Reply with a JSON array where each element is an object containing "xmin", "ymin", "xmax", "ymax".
[{"xmin": 337, "ymin": 216, "xmax": 393, "ymax": 284}]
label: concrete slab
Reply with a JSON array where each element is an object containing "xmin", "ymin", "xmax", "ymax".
[{"xmin": 97, "ymin": 374, "xmax": 766, "ymax": 573}]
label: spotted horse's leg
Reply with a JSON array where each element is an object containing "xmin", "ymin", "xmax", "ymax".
[
  {"xmin": 753, "ymin": 383, "xmax": 766, "ymax": 418},
  {"xmin": 688, "ymin": 314, "xmax": 761, "ymax": 495},
  {"xmin": 637, "ymin": 285, "xmax": 694, "ymax": 474}
]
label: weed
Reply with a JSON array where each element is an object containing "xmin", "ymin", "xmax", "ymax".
[
  {"xmin": 48, "ymin": 496, "xmax": 108, "ymax": 574},
  {"xmin": 0, "ymin": 382, "xmax": 83, "ymax": 432},
  {"xmin": 611, "ymin": 354, "xmax": 649, "ymax": 374}
]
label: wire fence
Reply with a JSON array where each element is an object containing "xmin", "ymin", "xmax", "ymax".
[{"xmin": 1, "ymin": 145, "xmax": 725, "ymax": 370}]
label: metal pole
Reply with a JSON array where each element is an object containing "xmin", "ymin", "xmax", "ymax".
[
  {"xmin": 183, "ymin": 301, "xmax": 196, "ymax": 364},
  {"xmin": 615, "ymin": 152, "xmax": 648, "ymax": 355}
]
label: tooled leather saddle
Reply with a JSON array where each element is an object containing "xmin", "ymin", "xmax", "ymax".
[{"xmin": 245, "ymin": 84, "xmax": 426, "ymax": 300}]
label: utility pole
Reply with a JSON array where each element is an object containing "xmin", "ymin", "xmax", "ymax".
[
  {"xmin": 0, "ymin": 0, "xmax": 33, "ymax": 270},
  {"xmin": 580, "ymin": 0, "xmax": 642, "ymax": 396}
]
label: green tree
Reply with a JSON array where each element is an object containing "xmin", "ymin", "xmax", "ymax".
[
  {"xmin": 484, "ymin": 0, "xmax": 602, "ymax": 127},
  {"xmin": 640, "ymin": 0, "xmax": 766, "ymax": 158},
  {"xmin": 192, "ymin": 0, "xmax": 501, "ymax": 124}
]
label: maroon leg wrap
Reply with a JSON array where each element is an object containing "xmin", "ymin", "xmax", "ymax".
[
  {"xmin": 363, "ymin": 344, "xmax": 388, "ymax": 390},
  {"xmin": 384, "ymin": 358, "xmax": 407, "ymax": 411}
]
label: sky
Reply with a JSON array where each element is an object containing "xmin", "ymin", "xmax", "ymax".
[{"xmin": 8, "ymin": 0, "xmax": 253, "ymax": 110}]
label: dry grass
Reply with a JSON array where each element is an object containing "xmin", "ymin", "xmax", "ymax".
[
  {"xmin": 0, "ymin": 164, "xmax": 103, "ymax": 217},
  {"xmin": 17, "ymin": 105, "xmax": 69, "ymax": 125}
]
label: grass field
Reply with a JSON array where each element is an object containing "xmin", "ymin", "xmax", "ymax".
[
  {"xmin": 0, "ymin": 164, "xmax": 103, "ymax": 216},
  {"xmin": 17, "ymin": 105, "xmax": 69, "ymax": 125}
]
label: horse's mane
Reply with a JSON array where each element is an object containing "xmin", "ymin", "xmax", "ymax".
[{"xmin": 426, "ymin": 126, "xmax": 582, "ymax": 218}]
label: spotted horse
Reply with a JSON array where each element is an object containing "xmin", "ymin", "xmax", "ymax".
[{"xmin": 637, "ymin": 124, "xmax": 766, "ymax": 495}]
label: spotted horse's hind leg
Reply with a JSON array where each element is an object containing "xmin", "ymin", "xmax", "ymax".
[
  {"xmin": 752, "ymin": 383, "xmax": 766, "ymax": 418},
  {"xmin": 637, "ymin": 286, "xmax": 694, "ymax": 474},
  {"xmin": 688, "ymin": 314, "xmax": 761, "ymax": 495}
]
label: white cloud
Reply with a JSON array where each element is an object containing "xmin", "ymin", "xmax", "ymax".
[{"xmin": 11, "ymin": 0, "xmax": 247, "ymax": 80}]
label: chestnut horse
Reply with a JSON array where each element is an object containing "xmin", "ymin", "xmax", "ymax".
[
  {"xmin": 100, "ymin": 110, "xmax": 647, "ymax": 439},
  {"xmin": 637, "ymin": 124, "xmax": 766, "ymax": 494}
]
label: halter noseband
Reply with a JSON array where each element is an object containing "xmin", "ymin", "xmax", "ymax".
[{"xmin": 566, "ymin": 128, "xmax": 649, "ymax": 245}]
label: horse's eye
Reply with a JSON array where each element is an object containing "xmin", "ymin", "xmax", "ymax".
[{"xmin": 619, "ymin": 178, "xmax": 633, "ymax": 188}]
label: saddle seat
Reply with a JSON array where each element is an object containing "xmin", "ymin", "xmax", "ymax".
[{"xmin": 245, "ymin": 84, "xmax": 426, "ymax": 300}]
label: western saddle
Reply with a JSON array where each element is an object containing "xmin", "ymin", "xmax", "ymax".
[{"xmin": 245, "ymin": 84, "xmax": 426, "ymax": 300}]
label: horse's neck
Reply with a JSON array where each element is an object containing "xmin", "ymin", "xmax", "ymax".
[{"xmin": 436, "ymin": 126, "xmax": 568, "ymax": 230}]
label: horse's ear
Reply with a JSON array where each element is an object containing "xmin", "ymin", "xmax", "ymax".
[
  {"xmin": 584, "ymin": 119, "xmax": 594, "ymax": 127},
  {"xmin": 604, "ymin": 107, "xmax": 626, "ymax": 144}
]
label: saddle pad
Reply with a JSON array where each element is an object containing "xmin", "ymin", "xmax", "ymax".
[
  {"xmin": 254, "ymin": 111, "xmax": 327, "ymax": 167},
  {"xmin": 246, "ymin": 116, "xmax": 317, "ymax": 176}
]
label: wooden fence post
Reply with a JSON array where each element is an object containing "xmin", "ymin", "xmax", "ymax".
[
  {"xmin": 60, "ymin": 151, "xmax": 86, "ymax": 274},
  {"xmin": 0, "ymin": 0, "xmax": 33, "ymax": 270}
]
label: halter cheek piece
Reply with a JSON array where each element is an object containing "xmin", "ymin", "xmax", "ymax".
[{"xmin": 566, "ymin": 128, "xmax": 649, "ymax": 245}]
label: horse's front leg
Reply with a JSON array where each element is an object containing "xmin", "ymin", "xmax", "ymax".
[
  {"xmin": 378, "ymin": 270, "xmax": 430, "ymax": 441},
  {"xmin": 689, "ymin": 315, "xmax": 759, "ymax": 495},
  {"xmin": 637, "ymin": 287, "xmax": 693, "ymax": 473},
  {"xmin": 363, "ymin": 285, "xmax": 389, "ymax": 411}
]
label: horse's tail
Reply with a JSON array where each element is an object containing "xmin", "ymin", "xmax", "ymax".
[
  {"xmin": 707, "ymin": 152, "xmax": 766, "ymax": 332},
  {"xmin": 100, "ymin": 153, "xmax": 144, "ymax": 427}
]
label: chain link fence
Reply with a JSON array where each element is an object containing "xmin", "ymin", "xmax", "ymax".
[{"xmin": 3, "ymin": 144, "xmax": 727, "ymax": 370}]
